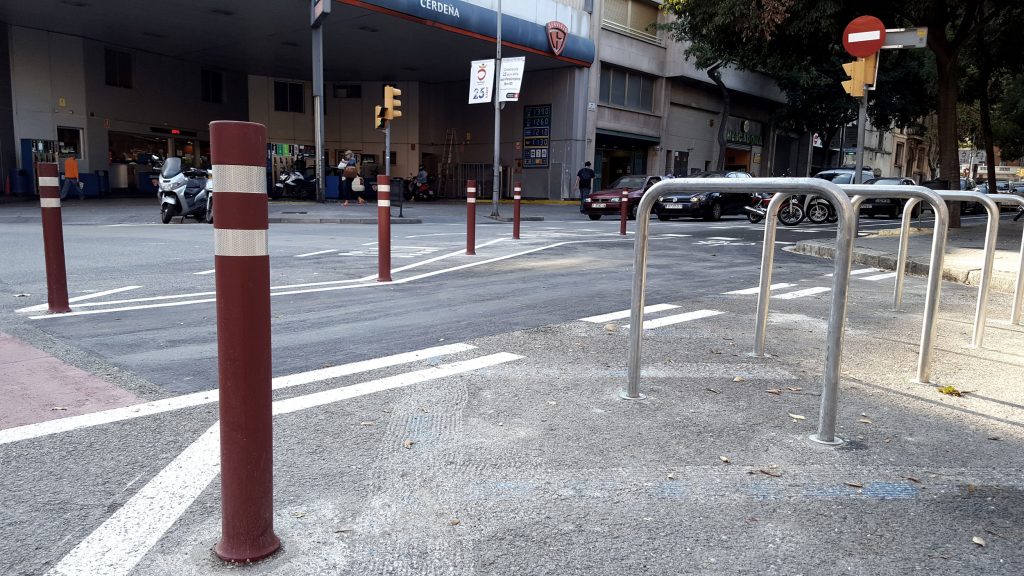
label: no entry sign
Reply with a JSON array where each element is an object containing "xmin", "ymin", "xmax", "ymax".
[{"xmin": 843, "ymin": 16, "xmax": 886, "ymax": 58}]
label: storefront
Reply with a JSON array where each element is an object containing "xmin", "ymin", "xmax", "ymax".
[
  {"xmin": 724, "ymin": 116, "xmax": 764, "ymax": 174},
  {"xmin": 594, "ymin": 129, "xmax": 658, "ymax": 192}
]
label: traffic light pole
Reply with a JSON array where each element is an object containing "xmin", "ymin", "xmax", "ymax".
[
  {"xmin": 311, "ymin": 1, "xmax": 328, "ymax": 203},
  {"xmin": 854, "ymin": 91, "xmax": 867, "ymax": 184}
]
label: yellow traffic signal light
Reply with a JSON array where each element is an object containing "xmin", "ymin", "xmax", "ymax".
[
  {"xmin": 374, "ymin": 105, "xmax": 387, "ymax": 130},
  {"xmin": 384, "ymin": 85, "xmax": 402, "ymax": 120},
  {"xmin": 841, "ymin": 58, "xmax": 865, "ymax": 97}
]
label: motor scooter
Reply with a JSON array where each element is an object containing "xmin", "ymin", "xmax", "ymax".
[
  {"xmin": 273, "ymin": 168, "xmax": 317, "ymax": 200},
  {"xmin": 158, "ymin": 157, "xmax": 212, "ymax": 224},
  {"xmin": 407, "ymin": 175, "xmax": 437, "ymax": 201}
]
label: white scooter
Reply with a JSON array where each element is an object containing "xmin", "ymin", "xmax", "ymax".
[{"xmin": 159, "ymin": 157, "xmax": 213, "ymax": 224}]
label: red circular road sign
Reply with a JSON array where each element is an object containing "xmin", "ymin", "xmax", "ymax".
[{"xmin": 843, "ymin": 15, "xmax": 886, "ymax": 58}]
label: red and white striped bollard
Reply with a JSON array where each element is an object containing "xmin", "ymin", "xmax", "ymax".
[
  {"xmin": 619, "ymin": 190, "xmax": 628, "ymax": 235},
  {"xmin": 377, "ymin": 174, "xmax": 392, "ymax": 282},
  {"xmin": 513, "ymin": 181, "xmax": 522, "ymax": 240},
  {"xmin": 466, "ymin": 179, "xmax": 476, "ymax": 255},
  {"xmin": 37, "ymin": 163, "xmax": 70, "ymax": 313},
  {"xmin": 209, "ymin": 121, "xmax": 281, "ymax": 563}
]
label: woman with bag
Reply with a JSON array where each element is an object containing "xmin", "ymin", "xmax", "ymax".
[{"xmin": 337, "ymin": 150, "xmax": 364, "ymax": 206}]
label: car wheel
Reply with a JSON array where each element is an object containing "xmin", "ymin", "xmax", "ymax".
[
  {"xmin": 588, "ymin": 214, "xmax": 601, "ymax": 221},
  {"xmin": 703, "ymin": 202, "xmax": 722, "ymax": 221}
]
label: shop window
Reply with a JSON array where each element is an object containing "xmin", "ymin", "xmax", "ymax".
[
  {"xmin": 599, "ymin": 65, "xmax": 655, "ymax": 113},
  {"xmin": 202, "ymin": 69, "xmax": 224, "ymax": 104},
  {"xmin": 603, "ymin": 0, "xmax": 660, "ymax": 43},
  {"xmin": 104, "ymin": 48, "xmax": 133, "ymax": 89},
  {"xmin": 57, "ymin": 127, "xmax": 82, "ymax": 158},
  {"xmin": 273, "ymin": 81, "xmax": 305, "ymax": 113}
]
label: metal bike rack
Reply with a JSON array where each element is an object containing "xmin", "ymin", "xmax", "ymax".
[
  {"xmin": 988, "ymin": 194, "xmax": 1024, "ymax": 326},
  {"xmin": 840, "ymin": 185, "xmax": 949, "ymax": 384},
  {"xmin": 936, "ymin": 191, "xmax": 1000, "ymax": 348},
  {"xmin": 624, "ymin": 178, "xmax": 856, "ymax": 445}
]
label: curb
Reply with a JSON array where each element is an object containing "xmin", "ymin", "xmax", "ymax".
[
  {"xmin": 269, "ymin": 217, "xmax": 422, "ymax": 224},
  {"xmin": 790, "ymin": 239, "xmax": 1019, "ymax": 294}
]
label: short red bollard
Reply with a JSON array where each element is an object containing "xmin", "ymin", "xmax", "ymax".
[
  {"xmin": 466, "ymin": 179, "xmax": 477, "ymax": 255},
  {"xmin": 37, "ymin": 164, "xmax": 70, "ymax": 314},
  {"xmin": 619, "ymin": 190, "xmax": 628, "ymax": 236},
  {"xmin": 377, "ymin": 175, "xmax": 392, "ymax": 282},
  {"xmin": 513, "ymin": 181, "xmax": 522, "ymax": 240},
  {"xmin": 210, "ymin": 121, "xmax": 281, "ymax": 563}
]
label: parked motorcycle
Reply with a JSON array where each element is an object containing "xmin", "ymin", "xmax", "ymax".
[
  {"xmin": 1014, "ymin": 205, "xmax": 1023, "ymax": 222},
  {"xmin": 777, "ymin": 194, "xmax": 806, "ymax": 226},
  {"xmin": 158, "ymin": 157, "xmax": 212, "ymax": 224},
  {"xmin": 745, "ymin": 192, "xmax": 771, "ymax": 223},
  {"xmin": 803, "ymin": 195, "xmax": 836, "ymax": 224},
  {"xmin": 273, "ymin": 168, "xmax": 317, "ymax": 200}
]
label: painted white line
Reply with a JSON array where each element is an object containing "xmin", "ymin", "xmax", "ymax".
[
  {"xmin": 826, "ymin": 268, "xmax": 881, "ymax": 278},
  {"xmin": 580, "ymin": 304, "xmax": 681, "ymax": 324},
  {"xmin": 403, "ymin": 233, "xmax": 464, "ymax": 238},
  {"xmin": 45, "ymin": 423, "xmax": 222, "ymax": 576},
  {"xmin": 723, "ymin": 283, "xmax": 795, "ymax": 295},
  {"xmin": 773, "ymin": 287, "xmax": 832, "ymax": 300},
  {"xmin": 29, "ymin": 297, "xmax": 217, "ymax": 319},
  {"xmin": 707, "ymin": 236, "xmax": 740, "ymax": 241},
  {"xmin": 16, "ymin": 286, "xmax": 142, "ymax": 313},
  {"xmin": 47, "ymin": 352, "xmax": 522, "ymax": 576},
  {"xmin": 861, "ymin": 272, "xmax": 899, "ymax": 281},
  {"xmin": 0, "ymin": 343, "xmax": 476, "ymax": 445},
  {"xmin": 776, "ymin": 241, "xmax": 796, "ymax": 245},
  {"xmin": 657, "ymin": 233, "xmax": 692, "ymax": 238},
  {"xmin": 295, "ymin": 249, "xmax": 337, "ymax": 258},
  {"xmin": 192, "ymin": 269, "xmax": 215, "ymax": 276},
  {"xmin": 625, "ymin": 309, "xmax": 725, "ymax": 329}
]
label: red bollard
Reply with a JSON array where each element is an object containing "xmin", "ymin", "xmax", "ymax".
[
  {"xmin": 512, "ymin": 181, "xmax": 522, "ymax": 240},
  {"xmin": 377, "ymin": 175, "xmax": 392, "ymax": 282},
  {"xmin": 37, "ymin": 164, "xmax": 70, "ymax": 314},
  {"xmin": 466, "ymin": 179, "xmax": 476, "ymax": 255},
  {"xmin": 209, "ymin": 121, "xmax": 280, "ymax": 563},
  {"xmin": 619, "ymin": 190, "xmax": 628, "ymax": 236}
]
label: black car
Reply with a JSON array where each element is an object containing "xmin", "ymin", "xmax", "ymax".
[
  {"xmin": 653, "ymin": 170, "xmax": 753, "ymax": 221},
  {"xmin": 861, "ymin": 177, "xmax": 916, "ymax": 218}
]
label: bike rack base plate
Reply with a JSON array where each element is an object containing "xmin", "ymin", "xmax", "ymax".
[
  {"xmin": 618, "ymin": 390, "xmax": 647, "ymax": 400},
  {"xmin": 808, "ymin": 434, "xmax": 844, "ymax": 446}
]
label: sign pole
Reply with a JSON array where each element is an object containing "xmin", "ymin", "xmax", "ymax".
[
  {"xmin": 854, "ymin": 91, "xmax": 867, "ymax": 184},
  {"xmin": 491, "ymin": 0, "xmax": 502, "ymax": 218}
]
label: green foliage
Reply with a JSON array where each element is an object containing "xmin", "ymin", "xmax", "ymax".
[{"xmin": 992, "ymin": 74, "xmax": 1024, "ymax": 159}]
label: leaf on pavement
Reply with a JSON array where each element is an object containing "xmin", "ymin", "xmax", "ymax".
[
  {"xmin": 766, "ymin": 388, "xmax": 783, "ymax": 395},
  {"xmin": 759, "ymin": 468, "xmax": 782, "ymax": 478},
  {"xmin": 604, "ymin": 323, "xmax": 618, "ymax": 332},
  {"xmin": 786, "ymin": 387, "xmax": 802, "ymax": 392},
  {"xmin": 402, "ymin": 439, "xmax": 414, "ymax": 449},
  {"xmin": 859, "ymin": 418, "xmax": 873, "ymax": 424},
  {"xmin": 50, "ymin": 406, "xmax": 68, "ymax": 411},
  {"xmin": 972, "ymin": 536, "xmax": 986, "ymax": 547},
  {"xmin": 733, "ymin": 376, "xmax": 746, "ymax": 382},
  {"xmin": 667, "ymin": 472, "xmax": 676, "ymax": 480},
  {"xmin": 719, "ymin": 456, "xmax": 731, "ymax": 464},
  {"xmin": 359, "ymin": 421, "xmax": 375, "ymax": 426},
  {"xmin": 937, "ymin": 385, "xmax": 962, "ymax": 397},
  {"xmin": 903, "ymin": 476, "xmax": 922, "ymax": 484},
  {"xmin": 705, "ymin": 388, "xmax": 721, "ymax": 394},
  {"xmin": 788, "ymin": 413, "xmax": 806, "ymax": 421},
  {"xmin": 449, "ymin": 518, "xmax": 461, "ymax": 526},
  {"xmin": 844, "ymin": 481, "xmax": 863, "ymax": 488}
]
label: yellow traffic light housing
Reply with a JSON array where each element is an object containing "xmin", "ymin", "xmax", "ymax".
[
  {"xmin": 841, "ymin": 58, "xmax": 865, "ymax": 97},
  {"xmin": 384, "ymin": 85, "xmax": 402, "ymax": 120},
  {"xmin": 374, "ymin": 105, "xmax": 387, "ymax": 130}
]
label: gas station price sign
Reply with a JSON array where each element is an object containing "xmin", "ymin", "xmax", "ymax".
[{"xmin": 522, "ymin": 104, "xmax": 551, "ymax": 168}]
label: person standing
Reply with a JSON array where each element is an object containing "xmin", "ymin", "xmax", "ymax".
[
  {"xmin": 575, "ymin": 161, "xmax": 595, "ymax": 214},
  {"xmin": 337, "ymin": 150, "xmax": 364, "ymax": 206},
  {"xmin": 61, "ymin": 156, "xmax": 83, "ymax": 200}
]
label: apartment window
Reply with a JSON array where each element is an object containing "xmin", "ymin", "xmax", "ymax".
[
  {"xmin": 104, "ymin": 48, "xmax": 133, "ymax": 88},
  {"xmin": 603, "ymin": 0, "xmax": 660, "ymax": 43},
  {"xmin": 894, "ymin": 142, "xmax": 904, "ymax": 167},
  {"xmin": 599, "ymin": 65, "xmax": 655, "ymax": 112},
  {"xmin": 201, "ymin": 69, "xmax": 224, "ymax": 104},
  {"xmin": 273, "ymin": 81, "xmax": 305, "ymax": 113}
]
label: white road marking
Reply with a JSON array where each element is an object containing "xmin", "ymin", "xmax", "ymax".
[
  {"xmin": 826, "ymin": 268, "xmax": 881, "ymax": 278},
  {"xmin": 776, "ymin": 241, "xmax": 796, "ymax": 245},
  {"xmin": 773, "ymin": 287, "xmax": 832, "ymax": 300},
  {"xmin": 625, "ymin": 309, "xmax": 725, "ymax": 329},
  {"xmin": 295, "ymin": 249, "xmax": 337, "ymax": 258},
  {"xmin": 579, "ymin": 304, "xmax": 680, "ymax": 324},
  {"xmin": 861, "ymin": 272, "xmax": 899, "ymax": 281},
  {"xmin": 403, "ymin": 233, "xmax": 465, "ymax": 238},
  {"xmin": 0, "ymin": 343, "xmax": 476, "ymax": 445},
  {"xmin": 706, "ymin": 236, "xmax": 740, "ymax": 241},
  {"xmin": 46, "ymin": 352, "xmax": 522, "ymax": 576},
  {"xmin": 657, "ymin": 233, "xmax": 692, "ymax": 238},
  {"xmin": 723, "ymin": 283, "xmax": 795, "ymax": 295},
  {"xmin": 192, "ymin": 269, "xmax": 215, "ymax": 275},
  {"xmin": 15, "ymin": 286, "xmax": 142, "ymax": 313}
]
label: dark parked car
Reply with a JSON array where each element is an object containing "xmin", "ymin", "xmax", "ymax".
[
  {"xmin": 583, "ymin": 175, "xmax": 661, "ymax": 220},
  {"xmin": 652, "ymin": 170, "xmax": 753, "ymax": 221},
  {"xmin": 861, "ymin": 176, "xmax": 916, "ymax": 218}
]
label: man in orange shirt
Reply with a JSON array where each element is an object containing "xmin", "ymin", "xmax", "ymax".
[{"xmin": 61, "ymin": 156, "xmax": 83, "ymax": 200}]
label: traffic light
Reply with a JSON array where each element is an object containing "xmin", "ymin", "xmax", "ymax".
[
  {"xmin": 384, "ymin": 85, "xmax": 402, "ymax": 120},
  {"xmin": 841, "ymin": 58, "xmax": 866, "ymax": 97},
  {"xmin": 374, "ymin": 105, "xmax": 387, "ymax": 130}
]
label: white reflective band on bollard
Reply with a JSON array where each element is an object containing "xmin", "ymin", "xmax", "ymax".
[
  {"xmin": 467, "ymin": 197, "xmax": 477, "ymax": 203},
  {"xmin": 40, "ymin": 198, "xmax": 61, "ymax": 208},
  {"xmin": 378, "ymin": 185, "xmax": 390, "ymax": 192},
  {"xmin": 214, "ymin": 229, "xmax": 269, "ymax": 257},
  {"xmin": 212, "ymin": 164, "xmax": 267, "ymax": 193},
  {"xmin": 467, "ymin": 187, "xmax": 477, "ymax": 193},
  {"xmin": 38, "ymin": 177, "xmax": 60, "ymax": 187},
  {"xmin": 514, "ymin": 195, "xmax": 521, "ymax": 200},
  {"xmin": 378, "ymin": 200, "xmax": 391, "ymax": 207}
]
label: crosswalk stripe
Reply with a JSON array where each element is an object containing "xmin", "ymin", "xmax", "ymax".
[
  {"xmin": 861, "ymin": 272, "xmax": 899, "ymax": 281},
  {"xmin": 579, "ymin": 303, "xmax": 680, "ymax": 323},
  {"xmin": 827, "ymin": 268, "xmax": 881, "ymax": 277},
  {"xmin": 625, "ymin": 309, "xmax": 725, "ymax": 329},
  {"xmin": 723, "ymin": 283, "xmax": 795, "ymax": 295},
  {"xmin": 773, "ymin": 287, "xmax": 832, "ymax": 300},
  {"xmin": 0, "ymin": 343, "xmax": 477, "ymax": 445}
]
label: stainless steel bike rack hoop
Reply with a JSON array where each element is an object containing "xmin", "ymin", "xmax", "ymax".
[
  {"xmin": 840, "ymin": 185, "xmax": 950, "ymax": 384},
  {"xmin": 624, "ymin": 177, "xmax": 856, "ymax": 446},
  {"xmin": 988, "ymin": 194, "xmax": 1024, "ymax": 326},
  {"xmin": 937, "ymin": 191, "xmax": 1000, "ymax": 348}
]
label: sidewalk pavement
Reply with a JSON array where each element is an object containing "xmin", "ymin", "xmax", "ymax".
[{"xmin": 792, "ymin": 217, "xmax": 1023, "ymax": 293}]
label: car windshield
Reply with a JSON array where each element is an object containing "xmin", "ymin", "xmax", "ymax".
[
  {"xmin": 819, "ymin": 173, "xmax": 854, "ymax": 184},
  {"xmin": 608, "ymin": 176, "xmax": 647, "ymax": 189},
  {"xmin": 869, "ymin": 178, "xmax": 904, "ymax": 185}
]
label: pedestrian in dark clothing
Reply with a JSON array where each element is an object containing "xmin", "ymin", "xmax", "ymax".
[{"xmin": 576, "ymin": 161, "xmax": 595, "ymax": 214}]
